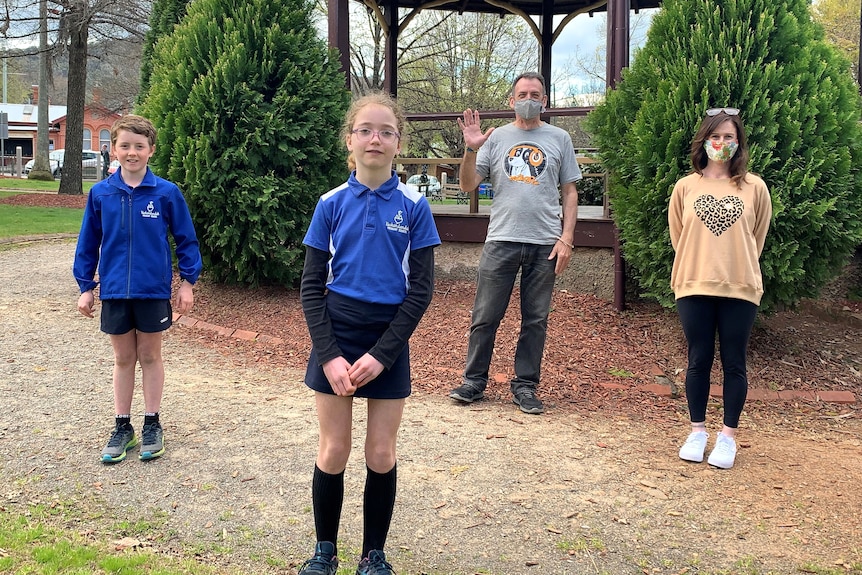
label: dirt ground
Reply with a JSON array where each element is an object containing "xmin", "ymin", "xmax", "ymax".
[{"xmin": 1, "ymin": 194, "xmax": 861, "ymax": 575}]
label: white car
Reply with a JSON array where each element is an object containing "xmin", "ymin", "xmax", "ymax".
[
  {"xmin": 24, "ymin": 149, "xmax": 100, "ymax": 178},
  {"xmin": 406, "ymin": 174, "xmax": 441, "ymax": 196}
]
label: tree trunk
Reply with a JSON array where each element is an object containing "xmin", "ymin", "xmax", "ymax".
[
  {"xmin": 29, "ymin": 0, "xmax": 53, "ymax": 179},
  {"xmin": 58, "ymin": 4, "xmax": 89, "ymax": 196}
]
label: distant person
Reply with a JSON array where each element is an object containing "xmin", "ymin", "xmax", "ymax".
[
  {"xmin": 100, "ymin": 144, "xmax": 110, "ymax": 179},
  {"xmin": 298, "ymin": 92, "xmax": 440, "ymax": 575},
  {"xmin": 670, "ymin": 107, "xmax": 772, "ymax": 469},
  {"xmin": 449, "ymin": 71, "xmax": 582, "ymax": 415},
  {"xmin": 73, "ymin": 114, "xmax": 203, "ymax": 464}
]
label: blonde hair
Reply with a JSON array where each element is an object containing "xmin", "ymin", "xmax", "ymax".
[
  {"xmin": 342, "ymin": 92, "xmax": 406, "ymax": 171},
  {"xmin": 110, "ymin": 114, "xmax": 157, "ymax": 147}
]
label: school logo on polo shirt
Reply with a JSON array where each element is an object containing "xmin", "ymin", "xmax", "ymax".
[{"xmin": 386, "ymin": 210, "xmax": 409, "ymax": 234}]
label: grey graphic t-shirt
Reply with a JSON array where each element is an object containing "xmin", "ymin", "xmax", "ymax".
[{"xmin": 475, "ymin": 122, "xmax": 582, "ymax": 244}]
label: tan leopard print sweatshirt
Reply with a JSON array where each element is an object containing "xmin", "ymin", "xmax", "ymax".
[{"xmin": 668, "ymin": 172, "xmax": 772, "ymax": 306}]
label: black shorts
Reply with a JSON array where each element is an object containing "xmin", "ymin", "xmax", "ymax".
[{"xmin": 100, "ymin": 299, "xmax": 173, "ymax": 334}]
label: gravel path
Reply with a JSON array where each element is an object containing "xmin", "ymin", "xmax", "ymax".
[{"xmin": 2, "ymin": 241, "xmax": 861, "ymax": 575}]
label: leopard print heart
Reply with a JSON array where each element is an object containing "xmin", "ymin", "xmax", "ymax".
[{"xmin": 694, "ymin": 194, "xmax": 744, "ymax": 237}]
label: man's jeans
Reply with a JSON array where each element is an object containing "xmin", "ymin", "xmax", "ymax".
[{"xmin": 462, "ymin": 241, "xmax": 557, "ymax": 395}]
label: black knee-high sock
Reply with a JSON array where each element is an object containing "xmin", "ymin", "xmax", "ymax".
[
  {"xmin": 362, "ymin": 463, "xmax": 397, "ymax": 558},
  {"xmin": 312, "ymin": 465, "xmax": 344, "ymax": 548}
]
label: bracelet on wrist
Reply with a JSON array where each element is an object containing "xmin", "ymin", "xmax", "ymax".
[
  {"xmin": 466, "ymin": 147, "xmax": 479, "ymax": 154},
  {"xmin": 557, "ymin": 237, "xmax": 574, "ymax": 249}
]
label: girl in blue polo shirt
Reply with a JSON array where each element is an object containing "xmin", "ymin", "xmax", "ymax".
[{"xmin": 298, "ymin": 92, "xmax": 440, "ymax": 575}]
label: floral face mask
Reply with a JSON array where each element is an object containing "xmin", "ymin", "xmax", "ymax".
[{"xmin": 704, "ymin": 140, "xmax": 739, "ymax": 163}]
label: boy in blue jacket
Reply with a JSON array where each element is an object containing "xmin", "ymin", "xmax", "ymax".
[{"xmin": 73, "ymin": 114, "xmax": 202, "ymax": 464}]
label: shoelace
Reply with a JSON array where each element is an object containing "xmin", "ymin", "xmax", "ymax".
[
  {"xmin": 364, "ymin": 554, "xmax": 395, "ymax": 575},
  {"xmin": 141, "ymin": 424, "xmax": 161, "ymax": 444},
  {"xmin": 684, "ymin": 432, "xmax": 705, "ymax": 446},
  {"xmin": 106, "ymin": 427, "xmax": 132, "ymax": 447},
  {"xmin": 713, "ymin": 437, "xmax": 735, "ymax": 455},
  {"xmin": 300, "ymin": 554, "xmax": 336, "ymax": 571}
]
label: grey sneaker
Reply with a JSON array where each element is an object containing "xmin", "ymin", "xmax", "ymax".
[
  {"xmin": 139, "ymin": 421, "xmax": 165, "ymax": 461},
  {"xmin": 512, "ymin": 390, "xmax": 544, "ymax": 414},
  {"xmin": 356, "ymin": 550, "xmax": 395, "ymax": 575},
  {"xmin": 299, "ymin": 541, "xmax": 339, "ymax": 575},
  {"xmin": 449, "ymin": 384, "xmax": 485, "ymax": 403},
  {"xmin": 101, "ymin": 424, "xmax": 138, "ymax": 463}
]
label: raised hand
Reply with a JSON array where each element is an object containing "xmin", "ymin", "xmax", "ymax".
[{"xmin": 456, "ymin": 109, "xmax": 495, "ymax": 151}]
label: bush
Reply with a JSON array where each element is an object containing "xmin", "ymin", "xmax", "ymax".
[
  {"xmin": 586, "ymin": 0, "xmax": 862, "ymax": 311},
  {"xmin": 140, "ymin": 0, "xmax": 350, "ymax": 286}
]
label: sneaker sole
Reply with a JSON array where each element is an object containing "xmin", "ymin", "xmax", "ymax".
[
  {"xmin": 101, "ymin": 437, "xmax": 139, "ymax": 464},
  {"xmin": 706, "ymin": 456, "xmax": 734, "ymax": 469},
  {"xmin": 512, "ymin": 398, "xmax": 544, "ymax": 414},
  {"xmin": 140, "ymin": 443, "xmax": 165, "ymax": 461},
  {"xmin": 449, "ymin": 390, "xmax": 484, "ymax": 403}
]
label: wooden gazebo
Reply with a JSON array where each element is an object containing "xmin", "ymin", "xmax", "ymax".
[
  {"xmin": 326, "ymin": 0, "xmax": 663, "ymax": 309},
  {"xmin": 326, "ymin": 0, "xmax": 662, "ymax": 94}
]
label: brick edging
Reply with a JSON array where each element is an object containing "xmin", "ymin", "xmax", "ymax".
[
  {"xmin": 173, "ymin": 313, "xmax": 284, "ymax": 345},
  {"xmin": 628, "ymin": 367, "xmax": 857, "ymax": 404},
  {"xmin": 174, "ymin": 314, "xmax": 859, "ymax": 405}
]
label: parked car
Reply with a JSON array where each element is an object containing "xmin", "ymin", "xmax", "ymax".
[
  {"xmin": 108, "ymin": 159, "xmax": 120, "ymax": 175},
  {"xmin": 405, "ymin": 174, "xmax": 441, "ymax": 196},
  {"xmin": 24, "ymin": 149, "xmax": 100, "ymax": 178}
]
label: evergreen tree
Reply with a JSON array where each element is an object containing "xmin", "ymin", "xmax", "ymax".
[
  {"xmin": 137, "ymin": 0, "xmax": 190, "ymax": 107},
  {"xmin": 586, "ymin": 0, "xmax": 862, "ymax": 310},
  {"xmin": 140, "ymin": 0, "xmax": 350, "ymax": 286}
]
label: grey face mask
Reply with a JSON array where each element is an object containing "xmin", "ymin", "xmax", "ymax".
[{"xmin": 514, "ymin": 99, "xmax": 543, "ymax": 120}]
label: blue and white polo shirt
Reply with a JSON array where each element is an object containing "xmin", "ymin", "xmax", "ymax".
[{"xmin": 303, "ymin": 171, "xmax": 441, "ymax": 305}]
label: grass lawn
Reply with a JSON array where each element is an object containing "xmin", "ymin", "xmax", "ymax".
[
  {"xmin": 0, "ymin": 191, "xmax": 85, "ymax": 239},
  {"xmin": 0, "ymin": 177, "xmax": 96, "ymax": 193},
  {"xmin": 0, "ymin": 506, "xmax": 232, "ymax": 575}
]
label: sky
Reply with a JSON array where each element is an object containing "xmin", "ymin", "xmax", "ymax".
[{"xmin": 549, "ymin": 8, "xmax": 659, "ymax": 98}]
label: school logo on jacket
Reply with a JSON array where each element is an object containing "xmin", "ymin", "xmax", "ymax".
[
  {"xmin": 503, "ymin": 143, "xmax": 547, "ymax": 185},
  {"xmin": 386, "ymin": 209, "xmax": 409, "ymax": 234},
  {"xmin": 141, "ymin": 200, "xmax": 160, "ymax": 219},
  {"xmin": 694, "ymin": 194, "xmax": 744, "ymax": 236}
]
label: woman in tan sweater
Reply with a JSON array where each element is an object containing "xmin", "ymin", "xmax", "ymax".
[{"xmin": 668, "ymin": 108, "xmax": 772, "ymax": 469}]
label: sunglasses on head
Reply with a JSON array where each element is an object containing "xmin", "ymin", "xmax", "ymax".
[{"xmin": 706, "ymin": 107, "xmax": 740, "ymax": 116}]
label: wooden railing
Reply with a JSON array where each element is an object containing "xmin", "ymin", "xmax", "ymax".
[{"xmin": 395, "ymin": 154, "xmax": 609, "ymax": 219}]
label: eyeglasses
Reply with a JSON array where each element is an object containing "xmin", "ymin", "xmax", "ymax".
[
  {"xmin": 706, "ymin": 107, "xmax": 740, "ymax": 117},
  {"xmin": 351, "ymin": 128, "xmax": 401, "ymax": 143}
]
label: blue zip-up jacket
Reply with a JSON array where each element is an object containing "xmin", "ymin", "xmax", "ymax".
[{"xmin": 73, "ymin": 167, "xmax": 203, "ymax": 300}]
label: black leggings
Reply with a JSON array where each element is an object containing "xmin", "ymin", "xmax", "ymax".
[{"xmin": 676, "ymin": 296, "xmax": 757, "ymax": 428}]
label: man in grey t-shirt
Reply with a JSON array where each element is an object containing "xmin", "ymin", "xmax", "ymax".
[{"xmin": 449, "ymin": 71, "xmax": 582, "ymax": 414}]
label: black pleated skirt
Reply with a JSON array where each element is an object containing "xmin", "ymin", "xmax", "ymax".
[{"xmin": 304, "ymin": 291, "xmax": 411, "ymax": 399}]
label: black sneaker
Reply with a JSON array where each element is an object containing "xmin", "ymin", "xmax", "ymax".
[
  {"xmin": 449, "ymin": 384, "xmax": 485, "ymax": 403},
  {"xmin": 356, "ymin": 550, "xmax": 395, "ymax": 575},
  {"xmin": 298, "ymin": 541, "xmax": 339, "ymax": 575},
  {"xmin": 139, "ymin": 421, "xmax": 165, "ymax": 461},
  {"xmin": 101, "ymin": 424, "xmax": 138, "ymax": 464},
  {"xmin": 513, "ymin": 390, "xmax": 544, "ymax": 414}
]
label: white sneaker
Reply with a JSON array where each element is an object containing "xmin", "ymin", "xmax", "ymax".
[
  {"xmin": 678, "ymin": 431, "xmax": 708, "ymax": 462},
  {"xmin": 707, "ymin": 434, "xmax": 737, "ymax": 469}
]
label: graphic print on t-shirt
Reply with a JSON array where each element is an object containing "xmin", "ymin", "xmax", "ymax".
[
  {"xmin": 694, "ymin": 194, "xmax": 744, "ymax": 237},
  {"xmin": 503, "ymin": 142, "xmax": 547, "ymax": 185}
]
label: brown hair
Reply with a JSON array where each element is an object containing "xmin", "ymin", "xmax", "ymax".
[
  {"xmin": 342, "ymin": 92, "xmax": 406, "ymax": 171},
  {"xmin": 690, "ymin": 111, "xmax": 750, "ymax": 187},
  {"xmin": 110, "ymin": 114, "xmax": 157, "ymax": 147},
  {"xmin": 511, "ymin": 72, "xmax": 546, "ymax": 97}
]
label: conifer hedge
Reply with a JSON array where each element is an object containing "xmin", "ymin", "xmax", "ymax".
[
  {"xmin": 586, "ymin": 0, "xmax": 862, "ymax": 310},
  {"xmin": 140, "ymin": 0, "xmax": 350, "ymax": 286}
]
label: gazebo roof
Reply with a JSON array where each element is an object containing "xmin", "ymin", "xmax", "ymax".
[{"xmin": 359, "ymin": 0, "xmax": 662, "ymax": 18}]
